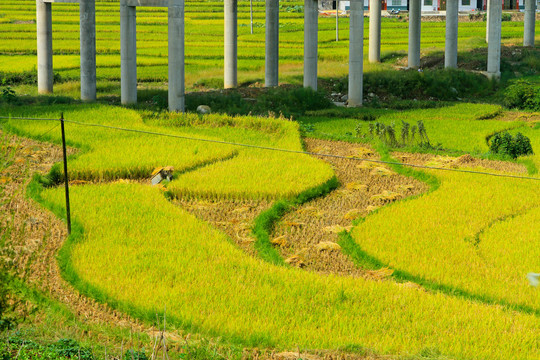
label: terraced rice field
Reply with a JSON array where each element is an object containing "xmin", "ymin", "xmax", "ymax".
[
  {"xmin": 1, "ymin": 101, "xmax": 539, "ymax": 359},
  {"xmin": 1, "ymin": 1, "xmax": 540, "ymax": 359}
]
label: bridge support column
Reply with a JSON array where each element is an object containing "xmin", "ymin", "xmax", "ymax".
[
  {"xmin": 487, "ymin": 0, "xmax": 502, "ymax": 79},
  {"xmin": 168, "ymin": 0, "xmax": 185, "ymax": 112},
  {"xmin": 121, "ymin": 0, "xmax": 137, "ymax": 104},
  {"xmin": 445, "ymin": 0, "xmax": 458, "ymax": 68},
  {"xmin": 265, "ymin": 0, "xmax": 279, "ymax": 87},
  {"xmin": 304, "ymin": 0, "xmax": 318, "ymax": 90},
  {"xmin": 37, "ymin": 0, "xmax": 53, "ymax": 94},
  {"xmin": 348, "ymin": 0, "xmax": 364, "ymax": 107},
  {"xmin": 224, "ymin": 0, "xmax": 237, "ymax": 88},
  {"xmin": 80, "ymin": 0, "xmax": 97, "ymax": 101},
  {"xmin": 369, "ymin": 0, "xmax": 381, "ymax": 63},
  {"xmin": 524, "ymin": 0, "xmax": 536, "ymax": 47},
  {"xmin": 408, "ymin": 0, "xmax": 421, "ymax": 68}
]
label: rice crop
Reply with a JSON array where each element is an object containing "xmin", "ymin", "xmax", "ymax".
[
  {"xmin": 1, "ymin": 104, "xmax": 237, "ymax": 181},
  {"xmin": 37, "ymin": 182, "xmax": 540, "ymax": 359},
  {"xmin": 1, "ymin": 104, "xmax": 333, "ymax": 199},
  {"xmin": 351, "ymin": 168, "xmax": 540, "ymax": 313}
]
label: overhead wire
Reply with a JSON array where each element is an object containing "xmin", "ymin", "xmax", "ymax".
[{"xmin": 2, "ymin": 115, "xmax": 539, "ymax": 182}]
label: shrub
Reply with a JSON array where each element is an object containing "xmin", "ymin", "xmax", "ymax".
[
  {"xmin": 503, "ymin": 80, "xmax": 540, "ymax": 111},
  {"xmin": 185, "ymin": 92, "xmax": 249, "ymax": 115},
  {"xmin": 363, "ymin": 69, "xmax": 494, "ymax": 101},
  {"xmin": 501, "ymin": 12, "xmax": 512, "ymax": 22},
  {"xmin": 254, "ymin": 87, "xmax": 333, "ymax": 118},
  {"xmin": 489, "ymin": 131, "xmax": 534, "ymax": 158},
  {"xmin": 357, "ymin": 120, "xmax": 431, "ymax": 148},
  {"xmin": 54, "ymin": 339, "xmax": 94, "ymax": 360},
  {"xmin": 0, "ymin": 71, "xmax": 37, "ymax": 86},
  {"xmin": 0, "ymin": 272, "xmax": 15, "ymax": 331},
  {"xmin": 186, "ymin": 87, "xmax": 333, "ymax": 119},
  {"xmin": 124, "ymin": 349, "xmax": 149, "ymax": 360},
  {"xmin": 1, "ymin": 86, "xmax": 17, "ymax": 104}
]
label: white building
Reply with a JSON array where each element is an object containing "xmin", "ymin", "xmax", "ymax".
[{"xmin": 336, "ymin": 0, "xmax": 538, "ymax": 11}]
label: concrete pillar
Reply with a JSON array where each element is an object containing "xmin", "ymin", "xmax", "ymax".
[
  {"xmin": 348, "ymin": 0, "xmax": 364, "ymax": 107},
  {"xmin": 336, "ymin": 0, "xmax": 339, "ymax": 41},
  {"xmin": 486, "ymin": 0, "xmax": 490, "ymax": 43},
  {"xmin": 487, "ymin": 0, "xmax": 501, "ymax": 79},
  {"xmin": 408, "ymin": 0, "xmax": 421, "ymax": 68},
  {"xmin": 445, "ymin": 0, "xmax": 458, "ymax": 68},
  {"xmin": 304, "ymin": 0, "xmax": 318, "ymax": 90},
  {"xmin": 265, "ymin": 0, "xmax": 279, "ymax": 87},
  {"xmin": 168, "ymin": 0, "xmax": 185, "ymax": 112},
  {"xmin": 80, "ymin": 0, "xmax": 96, "ymax": 101},
  {"xmin": 224, "ymin": 0, "xmax": 237, "ymax": 88},
  {"xmin": 524, "ymin": 0, "xmax": 536, "ymax": 47},
  {"xmin": 120, "ymin": 1, "xmax": 137, "ymax": 105},
  {"xmin": 369, "ymin": 0, "xmax": 381, "ymax": 63},
  {"xmin": 36, "ymin": 0, "xmax": 53, "ymax": 94}
]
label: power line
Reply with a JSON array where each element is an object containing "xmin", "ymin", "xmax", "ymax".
[
  {"xmin": 2, "ymin": 115, "xmax": 539, "ymax": 182},
  {"xmin": 62, "ymin": 118, "xmax": 540, "ymax": 182},
  {"xmin": 0, "ymin": 116, "xmax": 61, "ymax": 122}
]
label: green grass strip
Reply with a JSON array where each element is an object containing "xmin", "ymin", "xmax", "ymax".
[{"xmin": 252, "ymin": 176, "xmax": 339, "ymax": 265}]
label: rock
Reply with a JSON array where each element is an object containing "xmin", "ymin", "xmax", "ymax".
[
  {"xmin": 340, "ymin": 94, "xmax": 348, "ymax": 102},
  {"xmin": 333, "ymin": 101, "xmax": 346, "ymax": 107},
  {"xmin": 196, "ymin": 105, "xmax": 211, "ymax": 114},
  {"xmin": 315, "ymin": 241, "xmax": 342, "ymax": 252}
]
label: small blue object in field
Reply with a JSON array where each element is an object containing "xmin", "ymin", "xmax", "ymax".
[{"xmin": 527, "ymin": 273, "xmax": 540, "ymax": 287}]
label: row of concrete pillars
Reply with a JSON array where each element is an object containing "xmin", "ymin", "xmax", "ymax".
[
  {"xmin": 37, "ymin": 0, "xmax": 537, "ymax": 111},
  {"xmin": 37, "ymin": 0, "xmax": 96, "ymax": 101}
]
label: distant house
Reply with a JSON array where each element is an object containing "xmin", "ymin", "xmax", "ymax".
[{"xmin": 328, "ymin": 0, "xmax": 537, "ymax": 12}]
